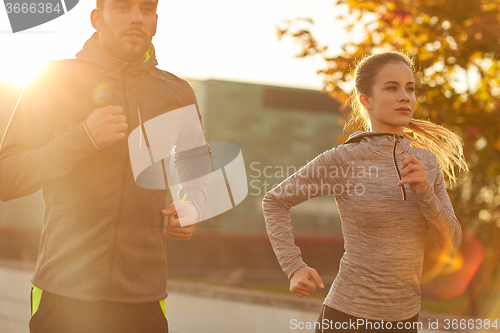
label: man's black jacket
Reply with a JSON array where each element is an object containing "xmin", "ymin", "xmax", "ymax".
[{"xmin": 0, "ymin": 33, "xmax": 210, "ymax": 302}]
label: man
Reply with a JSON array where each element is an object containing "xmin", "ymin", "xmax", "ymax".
[{"xmin": 0, "ymin": 0, "xmax": 210, "ymax": 332}]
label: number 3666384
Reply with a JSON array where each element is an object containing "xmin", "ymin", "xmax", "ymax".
[{"xmin": 5, "ymin": 2, "xmax": 62, "ymax": 14}]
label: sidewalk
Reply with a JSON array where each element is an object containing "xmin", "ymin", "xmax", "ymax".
[
  {"xmin": 0, "ymin": 259, "xmax": 32, "ymax": 333},
  {"xmin": 0, "ymin": 259, "xmax": 470, "ymax": 333}
]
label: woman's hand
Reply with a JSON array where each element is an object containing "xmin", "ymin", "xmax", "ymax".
[
  {"xmin": 290, "ymin": 266, "xmax": 324, "ymax": 298},
  {"xmin": 398, "ymin": 155, "xmax": 428, "ymax": 193}
]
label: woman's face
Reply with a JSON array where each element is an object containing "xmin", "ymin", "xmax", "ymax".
[{"xmin": 360, "ymin": 61, "xmax": 416, "ymax": 135}]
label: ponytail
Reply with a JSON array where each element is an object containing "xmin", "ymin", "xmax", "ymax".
[{"xmin": 403, "ymin": 119, "xmax": 468, "ymax": 184}]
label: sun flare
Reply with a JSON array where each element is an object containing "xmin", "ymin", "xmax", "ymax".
[{"xmin": 0, "ymin": 61, "xmax": 50, "ymax": 88}]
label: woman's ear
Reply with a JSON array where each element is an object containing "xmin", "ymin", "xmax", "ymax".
[{"xmin": 359, "ymin": 94, "xmax": 372, "ymax": 112}]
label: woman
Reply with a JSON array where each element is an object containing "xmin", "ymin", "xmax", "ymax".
[{"xmin": 262, "ymin": 51, "xmax": 468, "ymax": 332}]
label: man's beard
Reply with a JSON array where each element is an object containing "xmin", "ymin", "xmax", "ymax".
[{"xmin": 100, "ymin": 22, "xmax": 151, "ymax": 62}]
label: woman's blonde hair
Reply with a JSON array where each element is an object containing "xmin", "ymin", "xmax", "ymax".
[{"xmin": 345, "ymin": 50, "xmax": 468, "ymax": 183}]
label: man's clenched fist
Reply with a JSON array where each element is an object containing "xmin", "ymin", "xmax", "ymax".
[
  {"xmin": 161, "ymin": 201, "xmax": 198, "ymax": 240},
  {"xmin": 84, "ymin": 105, "xmax": 128, "ymax": 149}
]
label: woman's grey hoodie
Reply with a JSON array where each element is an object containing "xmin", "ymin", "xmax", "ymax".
[{"xmin": 262, "ymin": 131, "xmax": 462, "ymax": 321}]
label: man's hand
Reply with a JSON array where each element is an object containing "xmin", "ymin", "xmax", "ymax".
[
  {"xmin": 398, "ymin": 155, "xmax": 428, "ymax": 193},
  {"xmin": 84, "ymin": 105, "xmax": 128, "ymax": 149},
  {"xmin": 290, "ymin": 266, "xmax": 324, "ymax": 298},
  {"xmin": 161, "ymin": 201, "xmax": 198, "ymax": 240}
]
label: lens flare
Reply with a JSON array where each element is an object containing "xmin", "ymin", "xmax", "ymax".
[
  {"xmin": 421, "ymin": 226, "xmax": 484, "ymax": 300},
  {"xmin": 92, "ymin": 84, "xmax": 112, "ymax": 105},
  {"xmin": 421, "ymin": 250, "xmax": 464, "ymax": 283}
]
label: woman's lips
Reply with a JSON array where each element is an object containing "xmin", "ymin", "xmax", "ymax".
[{"xmin": 396, "ymin": 107, "xmax": 411, "ymax": 113}]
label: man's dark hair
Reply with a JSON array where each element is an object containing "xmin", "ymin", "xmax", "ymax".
[{"xmin": 96, "ymin": 0, "xmax": 158, "ymax": 10}]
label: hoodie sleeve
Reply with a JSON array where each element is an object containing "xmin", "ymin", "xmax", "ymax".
[
  {"xmin": 0, "ymin": 63, "xmax": 98, "ymax": 202},
  {"xmin": 414, "ymin": 153, "xmax": 462, "ymax": 253},
  {"xmin": 262, "ymin": 147, "xmax": 346, "ymax": 279}
]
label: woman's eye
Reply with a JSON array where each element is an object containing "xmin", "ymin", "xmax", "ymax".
[
  {"xmin": 388, "ymin": 86, "xmax": 396, "ymax": 90},
  {"xmin": 407, "ymin": 87, "xmax": 414, "ymax": 92}
]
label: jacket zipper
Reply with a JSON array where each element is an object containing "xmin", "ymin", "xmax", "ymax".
[
  {"xmin": 104, "ymin": 66, "xmax": 132, "ymax": 297},
  {"xmin": 392, "ymin": 134, "xmax": 407, "ymax": 201}
]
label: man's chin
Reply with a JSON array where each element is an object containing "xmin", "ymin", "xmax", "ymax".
[{"xmin": 119, "ymin": 46, "xmax": 149, "ymax": 63}]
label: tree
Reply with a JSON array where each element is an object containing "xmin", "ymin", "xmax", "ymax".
[{"xmin": 278, "ymin": 0, "xmax": 500, "ymax": 315}]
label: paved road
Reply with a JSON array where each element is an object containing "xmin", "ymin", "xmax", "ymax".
[{"xmin": 0, "ymin": 260, "xmax": 457, "ymax": 333}]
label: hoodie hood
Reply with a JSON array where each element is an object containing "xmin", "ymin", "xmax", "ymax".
[
  {"xmin": 75, "ymin": 32, "xmax": 158, "ymax": 89},
  {"xmin": 344, "ymin": 131, "xmax": 411, "ymax": 151}
]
